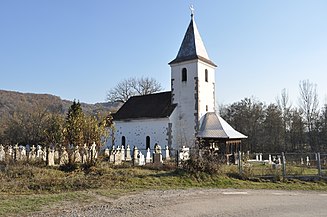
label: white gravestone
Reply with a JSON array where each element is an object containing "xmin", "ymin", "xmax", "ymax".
[
  {"xmin": 179, "ymin": 146, "xmax": 190, "ymax": 161},
  {"xmin": 146, "ymin": 148, "xmax": 152, "ymax": 164},
  {"xmin": 138, "ymin": 152, "xmax": 145, "ymax": 166},
  {"xmin": 165, "ymin": 145, "xmax": 170, "ymax": 161},
  {"xmin": 60, "ymin": 147, "xmax": 69, "ymax": 165},
  {"xmin": 0, "ymin": 145, "xmax": 5, "ymax": 161},
  {"xmin": 74, "ymin": 145, "xmax": 81, "ymax": 163},
  {"xmin": 48, "ymin": 148, "xmax": 55, "ymax": 166},
  {"xmin": 133, "ymin": 147, "xmax": 139, "ymax": 165},
  {"xmin": 121, "ymin": 145, "xmax": 125, "ymax": 161},
  {"xmin": 30, "ymin": 145, "xmax": 36, "ymax": 161},
  {"xmin": 8, "ymin": 145, "xmax": 13, "ymax": 160},
  {"xmin": 125, "ymin": 144, "xmax": 132, "ymax": 161}
]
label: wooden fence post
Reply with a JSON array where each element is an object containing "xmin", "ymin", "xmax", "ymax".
[
  {"xmin": 238, "ymin": 151, "xmax": 242, "ymax": 175},
  {"xmin": 317, "ymin": 152, "xmax": 322, "ymax": 177},
  {"xmin": 282, "ymin": 152, "xmax": 286, "ymax": 180}
]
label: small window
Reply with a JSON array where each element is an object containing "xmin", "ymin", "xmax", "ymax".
[
  {"xmin": 121, "ymin": 136, "xmax": 126, "ymax": 147},
  {"xmin": 182, "ymin": 68, "xmax": 187, "ymax": 82},
  {"xmin": 146, "ymin": 136, "xmax": 150, "ymax": 150},
  {"xmin": 205, "ymin": 69, "xmax": 208, "ymax": 82}
]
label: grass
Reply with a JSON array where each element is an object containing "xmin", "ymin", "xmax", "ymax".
[{"xmin": 0, "ymin": 161, "xmax": 327, "ymax": 216}]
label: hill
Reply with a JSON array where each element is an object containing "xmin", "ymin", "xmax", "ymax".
[{"xmin": 0, "ymin": 89, "xmax": 122, "ymax": 119}]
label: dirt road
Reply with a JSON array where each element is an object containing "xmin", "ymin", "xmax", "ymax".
[{"xmin": 30, "ymin": 189, "xmax": 327, "ymax": 217}]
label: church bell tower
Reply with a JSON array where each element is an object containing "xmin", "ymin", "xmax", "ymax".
[{"xmin": 169, "ymin": 10, "xmax": 217, "ymax": 147}]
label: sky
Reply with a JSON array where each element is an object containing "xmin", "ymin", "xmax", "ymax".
[{"xmin": 0, "ymin": 0, "xmax": 326, "ymax": 107}]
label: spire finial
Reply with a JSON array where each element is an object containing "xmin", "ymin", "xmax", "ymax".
[{"xmin": 190, "ymin": 5, "xmax": 195, "ymax": 17}]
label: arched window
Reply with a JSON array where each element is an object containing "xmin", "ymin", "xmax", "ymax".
[
  {"xmin": 121, "ymin": 136, "xmax": 126, "ymax": 147},
  {"xmin": 182, "ymin": 68, "xmax": 187, "ymax": 82},
  {"xmin": 146, "ymin": 136, "xmax": 150, "ymax": 150},
  {"xmin": 205, "ymin": 69, "xmax": 208, "ymax": 82}
]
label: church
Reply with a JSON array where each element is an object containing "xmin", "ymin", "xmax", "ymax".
[{"xmin": 111, "ymin": 11, "xmax": 247, "ymax": 154}]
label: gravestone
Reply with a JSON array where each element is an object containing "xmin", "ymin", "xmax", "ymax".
[
  {"xmin": 48, "ymin": 148, "xmax": 55, "ymax": 166},
  {"xmin": 74, "ymin": 145, "xmax": 81, "ymax": 163},
  {"xmin": 121, "ymin": 145, "xmax": 125, "ymax": 161},
  {"xmin": 81, "ymin": 144, "xmax": 88, "ymax": 163},
  {"xmin": 133, "ymin": 147, "xmax": 139, "ymax": 165},
  {"xmin": 153, "ymin": 143, "xmax": 163, "ymax": 165},
  {"xmin": 138, "ymin": 152, "xmax": 145, "ymax": 166},
  {"xmin": 0, "ymin": 145, "xmax": 5, "ymax": 161},
  {"xmin": 8, "ymin": 145, "xmax": 13, "ymax": 160},
  {"xmin": 114, "ymin": 147, "xmax": 122, "ymax": 165},
  {"xmin": 20, "ymin": 146, "xmax": 27, "ymax": 161},
  {"xmin": 179, "ymin": 146, "xmax": 190, "ymax": 161},
  {"xmin": 30, "ymin": 145, "xmax": 36, "ymax": 161},
  {"xmin": 104, "ymin": 148, "xmax": 110, "ymax": 157},
  {"xmin": 165, "ymin": 145, "xmax": 170, "ymax": 161},
  {"xmin": 42, "ymin": 147, "xmax": 47, "ymax": 162},
  {"xmin": 60, "ymin": 147, "xmax": 69, "ymax": 165},
  {"xmin": 90, "ymin": 142, "xmax": 97, "ymax": 161},
  {"xmin": 14, "ymin": 144, "xmax": 19, "ymax": 161},
  {"xmin": 125, "ymin": 144, "xmax": 132, "ymax": 161},
  {"xmin": 146, "ymin": 148, "xmax": 152, "ymax": 164},
  {"xmin": 37, "ymin": 145, "xmax": 43, "ymax": 159}
]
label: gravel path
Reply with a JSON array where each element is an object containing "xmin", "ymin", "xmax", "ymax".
[{"xmin": 28, "ymin": 189, "xmax": 327, "ymax": 217}]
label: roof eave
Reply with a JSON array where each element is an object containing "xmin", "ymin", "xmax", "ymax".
[{"xmin": 169, "ymin": 55, "xmax": 217, "ymax": 67}]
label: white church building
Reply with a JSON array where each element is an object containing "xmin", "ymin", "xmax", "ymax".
[{"xmin": 111, "ymin": 12, "xmax": 246, "ymax": 154}]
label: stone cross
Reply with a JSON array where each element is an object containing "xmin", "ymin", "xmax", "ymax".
[{"xmin": 30, "ymin": 145, "xmax": 36, "ymax": 161}]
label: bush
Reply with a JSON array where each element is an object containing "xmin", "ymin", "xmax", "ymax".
[{"xmin": 182, "ymin": 151, "xmax": 223, "ymax": 175}]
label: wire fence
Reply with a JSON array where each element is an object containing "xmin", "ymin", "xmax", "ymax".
[{"xmin": 241, "ymin": 152, "xmax": 327, "ymax": 180}]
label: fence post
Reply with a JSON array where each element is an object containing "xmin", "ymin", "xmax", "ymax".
[
  {"xmin": 282, "ymin": 152, "xmax": 286, "ymax": 180},
  {"xmin": 238, "ymin": 151, "xmax": 242, "ymax": 175},
  {"xmin": 176, "ymin": 150, "xmax": 179, "ymax": 168},
  {"xmin": 317, "ymin": 152, "xmax": 322, "ymax": 178}
]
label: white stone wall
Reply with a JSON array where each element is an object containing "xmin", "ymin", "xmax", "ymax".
[
  {"xmin": 171, "ymin": 60, "xmax": 198, "ymax": 147},
  {"xmin": 112, "ymin": 118, "xmax": 170, "ymax": 150},
  {"xmin": 197, "ymin": 61, "xmax": 216, "ymax": 119},
  {"xmin": 170, "ymin": 59, "xmax": 216, "ymax": 148}
]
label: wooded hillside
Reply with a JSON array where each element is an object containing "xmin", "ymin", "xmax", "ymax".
[{"xmin": 0, "ymin": 89, "xmax": 122, "ymax": 145}]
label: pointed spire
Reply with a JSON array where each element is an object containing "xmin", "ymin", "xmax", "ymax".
[{"xmin": 169, "ymin": 11, "xmax": 216, "ymax": 67}]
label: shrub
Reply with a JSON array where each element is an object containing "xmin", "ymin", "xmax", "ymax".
[{"xmin": 182, "ymin": 151, "xmax": 223, "ymax": 175}]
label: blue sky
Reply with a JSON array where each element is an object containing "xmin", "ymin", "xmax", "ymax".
[{"xmin": 0, "ymin": 0, "xmax": 326, "ymax": 107}]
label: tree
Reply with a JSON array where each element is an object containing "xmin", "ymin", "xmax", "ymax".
[
  {"xmin": 261, "ymin": 104, "xmax": 283, "ymax": 153},
  {"xmin": 107, "ymin": 77, "xmax": 162, "ymax": 102},
  {"xmin": 65, "ymin": 100, "xmax": 85, "ymax": 146},
  {"xmin": 298, "ymin": 80, "xmax": 319, "ymax": 151},
  {"xmin": 289, "ymin": 108, "xmax": 306, "ymax": 151},
  {"xmin": 220, "ymin": 97, "xmax": 265, "ymax": 152},
  {"xmin": 43, "ymin": 113, "xmax": 65, "ymax": 147},
  {"xmin": 276, "ymin": 88, "xmax": 292, "ymax": 151},
  {"xmin": 317, "ymin": 104, "xmax": 327, "ymax": 152}
]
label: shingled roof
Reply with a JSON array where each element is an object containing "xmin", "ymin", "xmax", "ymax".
[
  {"xmin": 113, "ymin": 91, "xmax": 176, "ymax": 121},
  {"xmin": 169, "ymin": 15, "xmax": 216, "ymax": 67},
  {"xmin": 197, "ymin": 112, "xmax": 247, "ymax": 139}
]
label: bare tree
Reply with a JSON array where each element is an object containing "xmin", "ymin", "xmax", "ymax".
[
  {"xmin": 107, "ymin": 77, "xmax": 162, "ymax": 103},
  {"xmin": 276, "ymin": 88, "xmax": 292, "ymax": 151},
  {"xmin": 298, "ymin": 80, "xmax": 319, "ymax": 151}
]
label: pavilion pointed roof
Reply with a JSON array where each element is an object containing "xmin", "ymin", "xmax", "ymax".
[
  {"xmin": 169, "ymin": 15, "xmax": 217, "ymax": 67},
  {"xmin": 197, "ymin": 112, "xmax": 247, "ymax": 139}
]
